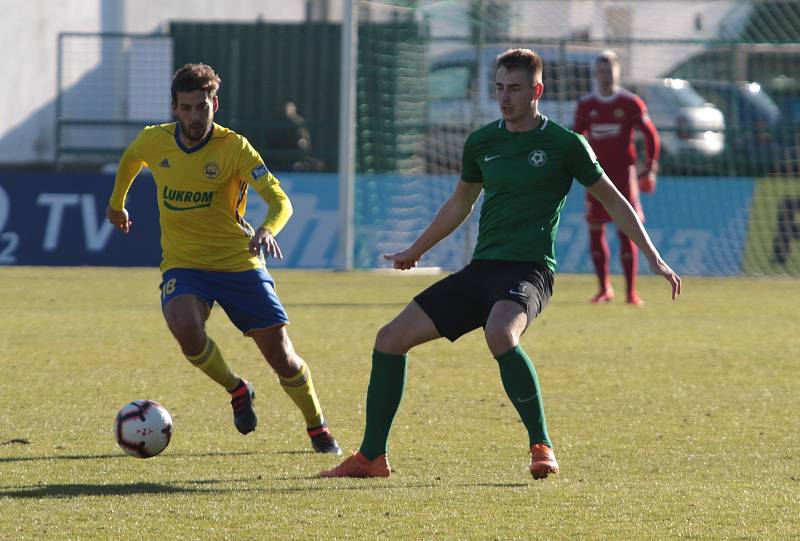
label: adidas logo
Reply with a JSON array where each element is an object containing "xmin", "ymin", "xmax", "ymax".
[{"xmin": 159, "ymin": 158, "xmax": 170, "ymax": 168}]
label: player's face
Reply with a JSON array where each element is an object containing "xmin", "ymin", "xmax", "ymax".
[
  {"xmin": 173, "ymin": 90, "xmax": 218, "ymax": 143},
  {"xmin": 495, "ymin": 66, "xmax": 543, "ymax": 123},
  {"xmin": 594, "ymin": 61, "xmax": 619, "ymax": 89}
]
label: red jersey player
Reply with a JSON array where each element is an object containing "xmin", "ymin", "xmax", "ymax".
[{"xmin": 574, "ymin": 50, "xmax": 660, "ymax": 305}]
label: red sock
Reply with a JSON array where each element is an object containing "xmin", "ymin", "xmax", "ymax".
[
  {"xmin": 589, "ymin": 225, "xmax": 611, "ymax": 291},
  {"xmin": 618, "ymin": 231, "xmax": 637, "ymax": 296}
]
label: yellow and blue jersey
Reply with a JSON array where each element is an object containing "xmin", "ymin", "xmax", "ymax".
[{"xmin": 109, "ymin": 122, "xmax": 292, "ymax": 272}]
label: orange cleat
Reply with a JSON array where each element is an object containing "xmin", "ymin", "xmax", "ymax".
[
  {"xmin": 626, "ymin": 292, "xmax": 645, "ymax": 306},
  {"xmin": 590, "ymin": 289, "xmax": 615, "ymax": 303},
  {"xmin": 529, "ymin": 443, "xmax": 560, "ymax": 479},
  {"xmin": 319, "ymin": 451, "xmax": 391, "ymax": 478}
]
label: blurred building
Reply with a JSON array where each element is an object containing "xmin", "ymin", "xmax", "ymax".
[{"xmin": 0, "ymin": 0, "xmax": 789, "ymax": 166}]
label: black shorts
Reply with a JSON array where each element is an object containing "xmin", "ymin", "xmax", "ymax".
[{"xmin": 414, "ymin": 259, "xmax": 554, "ymax": 342}]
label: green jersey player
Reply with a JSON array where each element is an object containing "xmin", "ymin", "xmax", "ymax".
[{"xmin": 320, "ymin": 48, "xmax": 681, "ymax": 480}]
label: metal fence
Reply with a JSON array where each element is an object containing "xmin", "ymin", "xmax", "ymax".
[
  {"xmin": 56, "ymin": 32, "xmax": 173, "ymax": 166},
  {"xmin": 52, "ymin": 12, "xmax": 800, "ymax": 275}
]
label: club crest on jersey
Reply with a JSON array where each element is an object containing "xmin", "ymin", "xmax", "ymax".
[
  {"xmin": 614, "ymin": 108, "xmax": 625, "ymax": 119},
  {"xmin": 203, "ymin": 162, "xmax": 220, "ymax": 179},
  {"xmin": 528, "ymin": 150, "xmax": 547, "ymax": 167}
]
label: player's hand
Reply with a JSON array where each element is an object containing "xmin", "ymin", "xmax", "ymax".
[
  {"xmin": 638, "ymin": 170, "xmax": 657, "ymax": 193},
  {"xmin": 106, "ymin": 205, "xmax": 132, "ymax": 234},
  {"xmin": 383, "ymin": 249, "xmax": 421, "ymax": 270},
  {"xmin": 648, "ymin": 257, "xmax": 681, "ymax": 300},
  {"xmin": 249, "ymin": 227, "xmax": 283, "ymax": 259}
]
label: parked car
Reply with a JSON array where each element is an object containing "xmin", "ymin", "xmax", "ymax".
[
  {"xmin": 626, "ymin": 78, "xmax": 726, "ymax": 175},
  {"xmin": 424, "ymin": 47, "xmax": 728, "ymax": 176},
  {"xmin": 689, "ymin": 79, "xmax": 786, "ymax": 175},
  {"xmin": 425, "ymin": 44, "xmax": 602, "ymax": 172}
]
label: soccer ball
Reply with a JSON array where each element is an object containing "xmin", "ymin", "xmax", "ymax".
[{"xmin": 114, "ymin": 400, "xmax": 173, "ymax": 458}]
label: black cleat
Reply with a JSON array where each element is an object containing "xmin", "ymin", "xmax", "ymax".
[
  {"xmin": 308, "ymin": 426, "xmax": 342, "ymax": 455},
  {"xmin": 229, "ymin": 379, "xmax": 257, "ymax": 435}
]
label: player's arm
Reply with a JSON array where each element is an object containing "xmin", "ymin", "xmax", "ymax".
[
  {"xmin": 106, "ymin": 142, "xmax": 145, "ymax": 234},
  {"xmin": 238, "ymin": 135, "xmax": 293, "ymax": 258},
  {"xmin": 249, "ymin": 169, "xmax": 293, "ymax": 259},
  {"xmin": 587, "ymin": 175, "xmax": 681, "ymax": 298},
  {"xmin": 384, "ymin": 179, "xmax": 483, "ymax": 270},
  {"xmin": 573, "ymin": 101, "xmax": 588, "ymax": 134},
  {"xmin": 634, "ymin": 100, "xmax": 661, "ymax": 193}
]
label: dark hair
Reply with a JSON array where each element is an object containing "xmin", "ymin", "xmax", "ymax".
[
  {"xmin": 170, "ymin": 63, "xmax": 221, "ymax": 104},
  {"xmin": 496, "ymin": 48, "xmax": 543, "ymax": 83}
]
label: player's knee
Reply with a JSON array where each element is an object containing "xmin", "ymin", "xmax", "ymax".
[
  {"xmin": 269, "ymin": 350, "xmax": 299, "ymax": 378},
  {"xmin": 589, "ymin": 223, "xmax": 604, "ymax": 233},
  {"xmin": 484, "ymin": 327, "xmax": 515, "ymax": 356},
  {"xmin": 374, "ymin": 322, "xmax": 405, "ymax": 354},
  {"xmin": 259, "ymin": 334, "xmax": 292, "ymax": 365},
  {"xmin": 620, "ymin": 243, "xmax": 635, "ymax": 258},
  {"xmin": 263, "ymin": 344, "xmax": 301, "ymax": 378},
  {"xmin": 166, "ymin": 316, "xmax": 205, "ymax": 352}
]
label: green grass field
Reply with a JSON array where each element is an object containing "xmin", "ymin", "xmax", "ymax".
[{"xmin": 1, "ymin": 267, "xmax": 798, "ymax": 540}]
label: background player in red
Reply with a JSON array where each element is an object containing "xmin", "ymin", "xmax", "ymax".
[{"xmin": 574, "ymin": 50, "xmax": 660, "ymax": 305}]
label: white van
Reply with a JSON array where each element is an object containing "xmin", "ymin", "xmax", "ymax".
[
  {"xmin": 425, "ymin": 44, "xmax": 602, "ymax": 172},
  {"xmin": 424, "ymin": 46, "xmax": 727, "ymax": 173},
  {"xmin": 627, "ymin": 78, "xmax": 725, "ymax": 158}
]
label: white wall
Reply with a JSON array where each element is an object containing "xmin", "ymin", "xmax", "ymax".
[
  {"xmin": 506, "ymin": 0, "xmax": 740, "ymax": 79},
  {"xmin": 120, "ymin": 0, "xmax": 305, "ymax": 33},
  {"xmin": 1, "ymin": 1, "xmax": 101, "ymax": 163},
  {"xmin": 422, "ymin": 0, "xmax": 741, "ymax": 79},
  {"xmin": 0, "ymin": 0, "xmax": 306, "ymax": 164}
]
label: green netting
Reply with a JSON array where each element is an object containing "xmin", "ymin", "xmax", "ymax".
[
  {"xmin": 739, "ymin": 0, "xmax": 800, "ymax": 42},
  {"xmin": 54, "ymin": 1, "xmax": 800, "ymax": 275}
]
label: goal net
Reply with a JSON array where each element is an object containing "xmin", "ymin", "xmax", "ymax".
[{"xmin": 352, "ymin": 0, "xmax": 800, "ymax": 276}]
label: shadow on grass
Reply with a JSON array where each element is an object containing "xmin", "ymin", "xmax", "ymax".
[
  {"xmin": 263, "ymin": 481, "xmax": 440, "ymax": 493},
  {"xmin": 0, "ymin": 481, "xmax": 220, "ymax": 498},
  {"xmin": 0, "ymin": 450, "xmax": 266, "ymax": 463},
  {"xmin": 455, "ymin": 482, "xmax": 529, "ymax": 488},
  {"xmin": 0, "ymin": 478, "xmax": 441, "ymax": 498},
  {"xmin": 284, "ymin": 302, "xmax": 407, "ymax": 308},
  {"xmin": 0, "ymin": 453, "xmax": 122, "ymax": 463}
]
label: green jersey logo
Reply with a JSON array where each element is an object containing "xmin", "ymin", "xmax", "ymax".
[
  {"xmin": 528, "ymin": 150, "xmax": 547, "ymax": 167},
  {"xmin": 162, "ymin": 186, "xmax": 214, "ymax": 210}
]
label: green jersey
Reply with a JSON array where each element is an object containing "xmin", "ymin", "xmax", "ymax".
[{"xmin": 461, "ymin": 115, "xmax": 603, "ymax": 271}]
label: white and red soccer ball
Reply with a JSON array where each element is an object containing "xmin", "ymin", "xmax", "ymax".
[{"xmin": 114, "ymin": 400, "xmax": 173, "ymax": 458}]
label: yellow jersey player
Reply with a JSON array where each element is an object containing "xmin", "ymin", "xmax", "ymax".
[{"xmin": 105, "ymin": 63, "xmax": 341, "ymax": 455}]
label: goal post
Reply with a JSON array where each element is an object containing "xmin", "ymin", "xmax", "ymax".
[{"xmin": 338, "ymin": 0, "xmax": 358, "ymax": 271}]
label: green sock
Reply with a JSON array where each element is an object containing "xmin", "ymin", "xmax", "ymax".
[
  {"xmin": 495, "ymin": 345, "xmax": 552, "ymax": 448},
  {"xmin": 359, "ymin": 349, "xmax": 408, "ymax": 460}
]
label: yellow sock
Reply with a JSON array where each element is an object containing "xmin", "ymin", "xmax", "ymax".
[
  {"xmin": 279, "ymin": 362, "xmax": 324, "ymax": 428},
  {"xmin": 185, "ymin": 338, "xmax": 240, "ymax": 391}
]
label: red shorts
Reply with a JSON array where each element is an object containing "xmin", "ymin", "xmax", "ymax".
[{"xmin": 585, "ymin": 164, "xmax": 643, "ymax": 224}]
